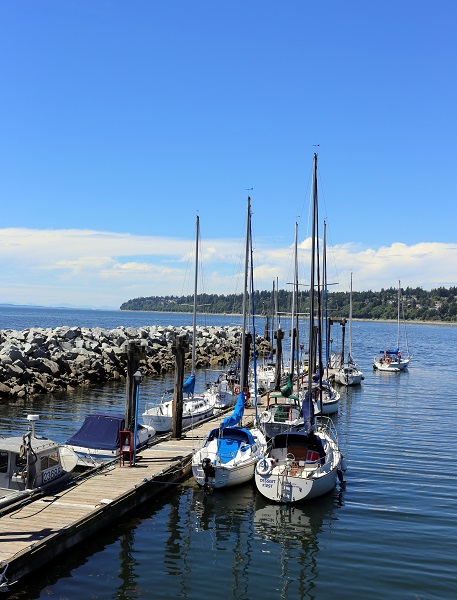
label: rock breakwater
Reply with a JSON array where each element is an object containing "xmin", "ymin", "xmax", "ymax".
[{"xmin": 0, "ymin": 325, "xmax": 271, "ymax": 399}]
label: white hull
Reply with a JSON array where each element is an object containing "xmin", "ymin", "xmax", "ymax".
[
  {"xmin": 255, "ymin": 462, "xmax": 339, "ymax": 502},
  {"xmin": 68, "ymin": 425, "xmax": 155, "ymax": 468},
  {"xmin": 142, "ymin": 395, "xmax": 214, "ymax": 432},
  {"xmin": 192, "ymin": 458, "xmax": 258, "ymax": 488},
  {"xmin": 315, "ymin": 385, "xmax": 340, "ymax": 415},
  {"xmin": 192, "ymin": 426, "xmax": 267, "ymax": 489},
  {"xmin": 204, "ymin": 379, "xmax": 236, "ymax": 411},
  {"xmin": 373, "ymin": 357, "xmax": 410, "ymax": 372},
  {"xmin": 255, "ymin": 424, "xmax": 343, "ymax": 503},
  {"xmin": 334, "ymin": 366, "xmax": 364, "ymax": 386}
]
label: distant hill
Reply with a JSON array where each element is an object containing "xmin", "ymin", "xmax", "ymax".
[{"xmin": 120, "ymin": 286, "xmax": 457, "ymax": 322}]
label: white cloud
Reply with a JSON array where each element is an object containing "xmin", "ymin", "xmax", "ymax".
[{"xmin": 0, "ymin": 228, "xmax": 455, "ymax": 308}]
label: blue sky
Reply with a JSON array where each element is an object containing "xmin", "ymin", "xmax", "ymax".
[{"xmin": 1, "ymin": 1, "xmax": 456, "ymax": 308}]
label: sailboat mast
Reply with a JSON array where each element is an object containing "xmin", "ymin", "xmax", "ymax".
[
  {"xmin": 191, "ymin": 215, "xmax": 200, "ymax": 375},
  {"xmin": 289, "ymin": 222, "xmax": 298, "ymax": 376},
  {"xmin": 323, "ymin": 221, "xmax": 328, "ymax": 378},
  {"xmin": 397, "ymin": 279, "xmax": 401, "ymax": 350},
  {"xmin": 349, "ymin": 272, "xmax": 353, "ymax": 362},
  {"xmin": 240, "ymin": 197, "xmax": 251, "ymax": 392},
  {"xmin": 308, "ymin": 153, "xmax": 318, "ymax": 399}
]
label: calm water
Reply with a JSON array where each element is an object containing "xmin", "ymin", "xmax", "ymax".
[{"xmin": 2, "ymin": 307, "xmax": 457, "ymax": 599}]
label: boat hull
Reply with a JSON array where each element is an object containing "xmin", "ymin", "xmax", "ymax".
[
  {"xmin": 255, "ymin": 464, "xmax": 339, "ymax": 503},
  {"xmin": 254, "ymin": 426, "xmax": 342, "ymax": 504},
  {"xmin": 142, "ymin": 397, "xmax": 214, "ymax": 432},
  {"xmin": 192, "ymin": 459, "xmax": 257, "ymax": 489}
]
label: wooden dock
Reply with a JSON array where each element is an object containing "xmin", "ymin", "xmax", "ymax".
[{"xmin": 0, "ymin": 403, "xmax": 260, "ymax": 591}]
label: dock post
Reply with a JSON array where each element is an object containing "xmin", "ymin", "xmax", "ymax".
[
  {"xmin": 171, "ymin": 333, "xmax": 189, "ymax": 439},
  {"xmin": 125, "ymin": 340, "xmax": 146, "ymax": 434}
]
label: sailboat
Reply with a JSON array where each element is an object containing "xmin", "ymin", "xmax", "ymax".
[
  {"xmin": 142, "ymin": 216, "xmax": 214, "ymax": 432},
  {"xmin": 192, "ymin": 197, "xmax": 267, "ymax": 490},
  {"xmin": 334, "ymin": 273, "xmax": 364, "ymax": 386},
  {"xmin": 259, "ymin": 223, "xmax": 306, "ymax": 438},
  {"xmin": 255, "ymin": 153, "xmax": 345, "ymax": 503},
  {"xmin": 373, "ymin": 280, "xmax": 412, "ymax": 372},
  {"xmin": 311, "ymin": 220, "xmax": 340, "ymax": 413}
]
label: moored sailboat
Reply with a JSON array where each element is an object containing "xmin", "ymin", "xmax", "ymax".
[
  {"xmin": 255, "ymin": 153, "xmax": 346, "ymax": 503},
  {"xmin": 373, "ymin": 280, "xmax": 412, "ymax": 372},
  {"xmin": 142, "ymin": 216, "xmax": 214, "ymax": 432},
  {"xmin": 334, "ymin": 273, "xmax": 364, "ymax": 386},
  {"xmin": 192, "ymin": 197, "xmax": 267, "ymax": 490}
]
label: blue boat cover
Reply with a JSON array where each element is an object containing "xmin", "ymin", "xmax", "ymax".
[
  {"xmin": 183, "ymin": 374, "xmax": 196, "ymax": 394},
  {"xmin": 379, "ymin": 348, "xmax": 400, "ymax": 355},
  {"xmin": 65, "ymin": 414, "xmax": 125, "ymax": 451},
  {"xmin": 207, "ymin": 426, "xmax": 255, "ymax": 446},
  {"xmin": 221, "ymin": 392, "xmax": 245, "ymax": 429}
]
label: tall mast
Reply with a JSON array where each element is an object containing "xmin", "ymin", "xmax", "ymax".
[
  {"xmin": 289, "ymin": 222, "xmax": 298, "ymax": 377},
  {"xmin": 397, "ymin": 279, "xmax": 401, "ymax": 349},
  {"xmin": 308, "ymin": 153, "xmax": 318, "ymax": 399},
  {"xmin": 349, "ymin": 272, "xmax": 353, "ymax": 362},
  {"xmin": 323, "ymin": 221, "xmax": 328, "ymax": 378},
  {"xmin": 240, "ymin": 197, "xmax": 251, "ymax": 391},
  {"xmin": 191, "ymin": 215, "xmax": 200, "ymax": 375}
]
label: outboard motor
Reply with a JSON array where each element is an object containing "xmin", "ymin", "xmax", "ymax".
[{"xmin": 201, "ymin": 457, "xmax": 216, "ymax": 494}]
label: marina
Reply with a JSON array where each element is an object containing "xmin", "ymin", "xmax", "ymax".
[{"xmin": 0, "ymin": 308, "xmax": 456, "ymax": 599}]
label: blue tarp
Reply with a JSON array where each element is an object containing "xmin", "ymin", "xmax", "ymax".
[
  {"xmin": 221, "ymin": 392, "xmax": 245, "ymax": 429},
  {"xmin": 183, "ymin": 374, "xmax": 196, "ymax": 394},
  {"xmin": 65, "ymin": 414, "xmax": 125, "ymax": 451}
]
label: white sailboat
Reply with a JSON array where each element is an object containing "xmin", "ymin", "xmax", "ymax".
[
  {"xmin": 255, "ymin": 153, "xmax": 345, "ymax": 503},
  {"xmin": 334, "ymin": 273, "xmax": 364, "ymax": 386},
  {"xmin": 373, "ymin": 280, "xmax": 412, "ymax": 372},
  {"xmin": 192, "ymin": 197, "xmax": 267, "ymax": 490},
  {"xmin": 142, "ymin": 216, "xmax": 214, "ymax": 432}
]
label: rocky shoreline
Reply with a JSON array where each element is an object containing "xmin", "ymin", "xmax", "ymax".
[{"xmin": 0, "ymin": 325, "xmax": 271, "ymax": 399}]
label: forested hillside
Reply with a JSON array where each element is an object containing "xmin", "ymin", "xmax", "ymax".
[{"xmin": 120, "ymin": 286, "xmax": 457, "ymax": 322}]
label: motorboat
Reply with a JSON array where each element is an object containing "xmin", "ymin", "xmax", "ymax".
[{"xmin": 0, "ymin": 414, "xmax": 78, "ymax": 508}]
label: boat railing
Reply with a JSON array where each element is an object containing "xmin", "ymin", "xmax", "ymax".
[{"xmin": 316, "ymin": 416, "xmax": 339, "ymax": 443}]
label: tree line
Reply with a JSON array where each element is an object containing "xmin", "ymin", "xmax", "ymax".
[{"xmin": 120, "ymin": 286, "xmax": 457, "ymax": 322}]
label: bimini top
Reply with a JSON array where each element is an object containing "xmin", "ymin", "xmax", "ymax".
[{"xmin": 65, "ymin": 414, "xmax": 125, "ymax": 451}]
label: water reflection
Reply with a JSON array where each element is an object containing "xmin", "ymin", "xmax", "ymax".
[{"xmin": 253, "ymin": 490, "xmax": 343, "ymax": 600}]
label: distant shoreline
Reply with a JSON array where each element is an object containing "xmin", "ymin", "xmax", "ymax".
[{"xmin": 120, "ymin": 309, "xmax": 456, "ymax": 327}]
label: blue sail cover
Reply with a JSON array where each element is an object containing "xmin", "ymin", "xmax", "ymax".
[
  {"xmin": 183, "ymin": 374, "xmax": 196, "ymax": 394},
  {"xmin": 312, "ymin": 364, "xmax": 324, "ymax": 382},
  {"xmin": 221, "ymin": 392, "xmax": 245, "ymax": 429},
  {"xmin": 301, "ymin": 391, "xmax": 315, "ymax": 432},
  {"xmin": 379, "ymin": 348, "xmax": 400, "ymax": 355}
]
